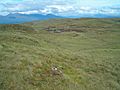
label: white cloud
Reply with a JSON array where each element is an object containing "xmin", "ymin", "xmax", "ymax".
[
  {"xmin": 0, "ymin": 0, "xmax": 120, "ymax": 17},
  {"xmin": 47, "ymin": 5, "xmax": 74, "ymax": 12},
  {"xmin": 18, "ymin": 10, "xmax": 39, "ymax": 14},
  {"xmin": 7, "ymin": 4, "xmax": 25, "ymax": 11},
  {"xmin": 39, "ymin": 9, "xmax": 51, "ymax": 14},
  {"xmin": 79, "ymin": 7, "xmax": 93, "ymax": 11}
]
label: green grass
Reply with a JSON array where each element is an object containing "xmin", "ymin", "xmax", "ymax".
[{"xmin": 0, "ymin": 18, "xmax": 120, "ymax": 90}]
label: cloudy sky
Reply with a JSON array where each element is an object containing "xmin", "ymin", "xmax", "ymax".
[{"xmin": 0, "ymin": 0, "xmax": 120, "ymax": 16}]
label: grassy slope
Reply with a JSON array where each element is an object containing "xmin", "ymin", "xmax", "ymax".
[{"xmin": 0, "ymin": 18, "xmax": 120, "ymax": 90}]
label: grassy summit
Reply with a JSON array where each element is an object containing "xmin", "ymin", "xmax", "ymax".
[{"xmin": 0, "ymin": 18, "xmax": 120, "ymax": 90}]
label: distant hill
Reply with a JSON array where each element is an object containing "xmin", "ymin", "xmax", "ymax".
[
  {"xmin": 70, "ymin": 13, "xmax": 120, "ymax": 18},
  {"xmin": 24, "ymin": 18, "xmax": 120, "ymax": 32},
  {"xmin": 0, "ymin": 13, "xmax": 120, "ymax": 24},
  {"xmin": 0, "ymin": 13, "xmax": 62, "ymax": 24}
]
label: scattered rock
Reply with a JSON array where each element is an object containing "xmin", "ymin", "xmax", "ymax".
[
  {"xmin": 54, "ymin": 30, "xmax": 62, "ymax": 33},
  {"xmin": 51, "ymin": 66, "xmax": 63, "ymax": 76}
]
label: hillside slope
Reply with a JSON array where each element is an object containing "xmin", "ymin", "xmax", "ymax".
[{"xmin": 0, "ymin": 18, "xmax": 120, "ymax": 90}]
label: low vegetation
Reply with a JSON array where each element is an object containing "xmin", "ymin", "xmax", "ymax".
[{"xmin": 0, "ymin": 18, "xmax": 120, "ymax": 90}]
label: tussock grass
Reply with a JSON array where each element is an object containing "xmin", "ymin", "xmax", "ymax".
[{"xmin": 0, "ymin": 18, "xmax": 120, "ymax": 90}]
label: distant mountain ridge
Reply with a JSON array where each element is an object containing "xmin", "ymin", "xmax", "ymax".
[
  {"xmin": 70, "ymin": 13, "xmax": 120, "ymax": 18},
  {"xmin": 0, "ymin": 13, "xmax": 62, "ymax": 24},
  {"xmin": 0, "ymin": 13, "xmax": 120, "ymax": 24}
]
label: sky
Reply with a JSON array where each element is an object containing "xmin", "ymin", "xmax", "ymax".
[{"xmin": 0, "ymin": 0, "xmax": 120, "ymax": 16}]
